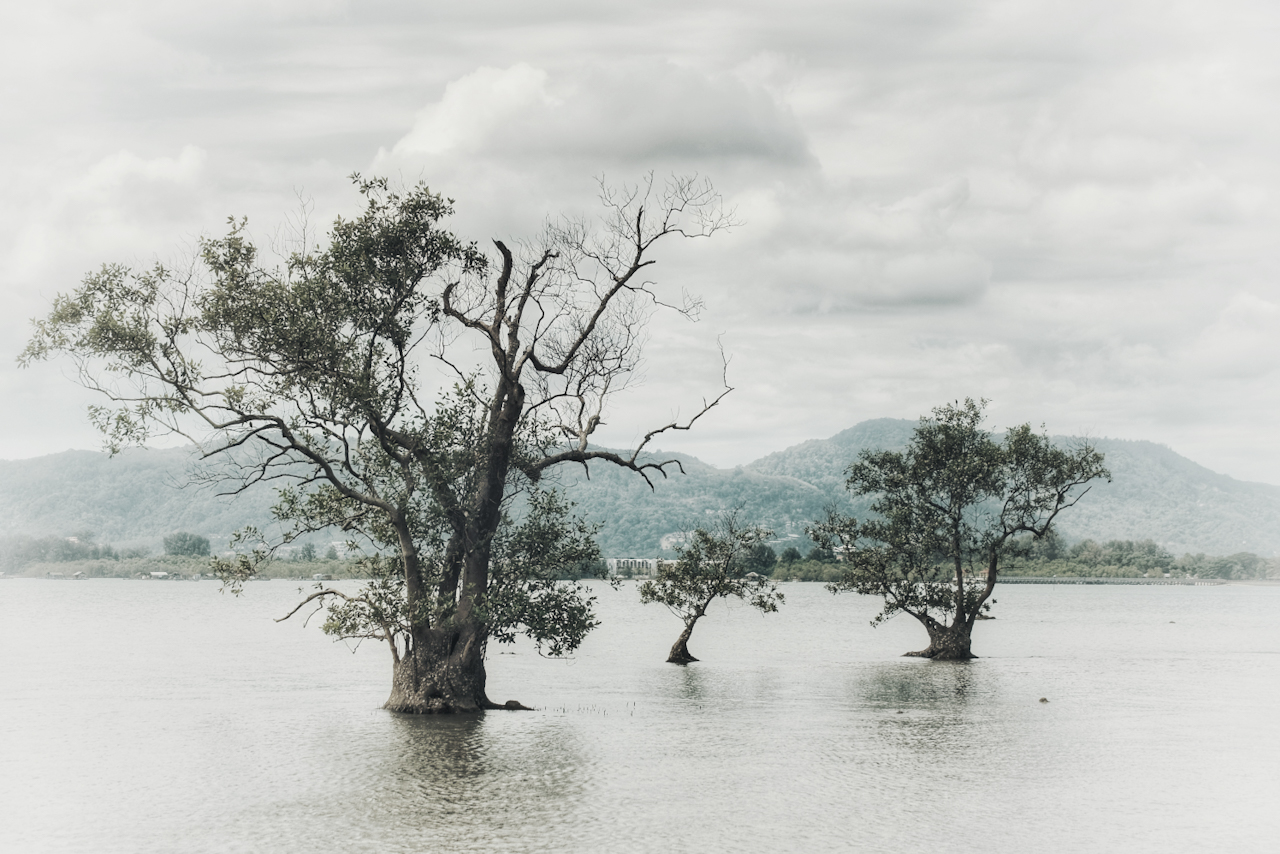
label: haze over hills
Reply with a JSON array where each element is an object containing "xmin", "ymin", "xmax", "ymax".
[
  {"xmin": 0, "ymin": 447, "xmax": 285, "ymax": 550},
  {"xmin": 742, "ymin": 419, "xmax": 1280, "ymax": 557},
  {"xmin": 3, "ymin": 419, "xmax": 1279, "ymax": 557},
  {"xmin": 559, "ymin": 419, "xmax": 1280, "ymax": 557}
]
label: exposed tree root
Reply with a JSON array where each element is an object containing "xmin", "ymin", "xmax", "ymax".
[{"xmin": 484, "ymin": 699, "xmax": 534, "ymax": 711}]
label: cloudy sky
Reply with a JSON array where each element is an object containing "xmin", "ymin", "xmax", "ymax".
[{"xmin": 3, "ymin": 0, "xmax": 1279, "ymax": 482}]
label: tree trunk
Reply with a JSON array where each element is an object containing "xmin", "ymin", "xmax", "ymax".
[
  {"xmin": 383, "ymin": 623, "xmax": 530, "ymax": 714},
  {"xmin": 904, "ymin": 619, "xmax": 976, "ymax": 661},
  {"xmin": 667, "ymin": 619, "xmax": 700, "ymax": 665},
  {"xmin": 386, "ymin": 379, "xmax": 528, "ymax": 715}
]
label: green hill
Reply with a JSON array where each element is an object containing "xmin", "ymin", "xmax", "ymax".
[
  {"xmin": 741, "ymin": 421, "xmax": 1280, "ymax": 557},
  {"xmin": 0, "ymin": 447, "xmax": 288, "ymax": 550},
  {"xmin": 3, "ymin": 420, "xmax": 1279, "ymax": 558}
]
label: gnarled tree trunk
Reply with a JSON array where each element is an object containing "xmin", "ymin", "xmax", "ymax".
[
  {"xmin": 667, "ymin": 620, "xmax": 700, "ymax": 665},
  {"xmin": 904, "ymin": 618, "xmax": 977, "ymax": 661},
  {"xmin": 384, "ymin": 383, "xmax": 535, "ymax": 714},
  {"xmin": 384, "ymin": 623, "xmax": 530, "ymax": 713}
]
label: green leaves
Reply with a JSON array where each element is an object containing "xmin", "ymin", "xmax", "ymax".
[
  {"xmin": 163, "ymin": 532, "xmax": 210, "ymax": 557},
  {"xmin": 26, "ymin": 173, "xmax": 730, "ymax": 705},
  {"xmin": 639, "ymin": 513, "xmax": 784, "ymax": 620},
  {"xmin": 818, "ymin": 399, "xmax": 1109, "ymax": 632},
  {"xmin": 482, "ymin": 489, "xmax": 604, "ymax": 656}
]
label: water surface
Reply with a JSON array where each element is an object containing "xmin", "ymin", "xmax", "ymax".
[{"xmin": 2, "ymin": 579, "xmax": 1277, "ymax": 852}]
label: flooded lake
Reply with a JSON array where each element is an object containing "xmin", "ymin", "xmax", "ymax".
[{"xmin": 2, "ymin": 578, "xmax": 1278, "ymax": 852}]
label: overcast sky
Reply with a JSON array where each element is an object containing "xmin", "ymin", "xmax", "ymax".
[{"xmin": 3, "ymin": 0, "xmax": 1279, "ymax": 483}]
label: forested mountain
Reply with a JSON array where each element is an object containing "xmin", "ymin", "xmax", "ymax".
[
  {"xmin": 739, "ymin": 420, "xmax": 1280, "ymax": 558},
  {"xmin": 3, "ymin": 420, "xmax": 1279, "ymax": 558},
  {"xmin": 0, "ymin": 447, "xmax": 285, "ymax": 550},
  {"xmin": 548, "ymin": 451, "xmax": 847, "ymax": 556}
]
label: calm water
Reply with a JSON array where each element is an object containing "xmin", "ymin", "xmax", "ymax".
[{"xmin": 2, "ymin": 578, "xmax": 1278, "ymax": 853}]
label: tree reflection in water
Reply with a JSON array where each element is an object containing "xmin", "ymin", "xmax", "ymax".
[{"xmin": 361, "ymin": 713, "xmax": 593, "ymax": 848}]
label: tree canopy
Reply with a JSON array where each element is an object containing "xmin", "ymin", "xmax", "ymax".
[
  {"xmin": 778, "ymin": 545, "xmax": 802, "ymax": 564},
  {"xmin": 812, "ymin": 399, "xmax": 1110, "ymax": 659},
  {"xmin": 163, "ymin": 532, "xmax": 210, "ymax": 557},
  {"xmin": 23, "ymin": 173, "xmax": 733, "ymax": 711},
  {"xmin": 639, "ymin": 513, "xmax": 783, "ymax": 664}
]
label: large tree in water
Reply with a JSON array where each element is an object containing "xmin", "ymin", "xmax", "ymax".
[
  {"xmin": 22, "ymin": 175, "xmax": 732, "ymax": 712},
  {"xmin": 811, "ymin": 399, "xmax": 1109, "ymax": 660}
]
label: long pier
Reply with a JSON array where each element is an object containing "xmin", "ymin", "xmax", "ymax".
[{"xmin": 1000, "ymin": 576, "xmax": 1224, "ymax": 586}]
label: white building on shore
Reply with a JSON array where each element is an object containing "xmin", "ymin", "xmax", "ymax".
[
  {"xmin": 607, "ymin": 558, "xmax": 656, "ymax": 575},
  {"xmin": 606, "ymin": 558, "xmax": 680, "ymax": 576}
]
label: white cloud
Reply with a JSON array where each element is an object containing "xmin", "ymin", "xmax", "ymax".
[
  {"xmin": 1184, "ymin": 292, "xmax": 1280, "ymax": 380},
  {"xmin": 392, "ymin": 64, "xmax": 558, "ymax": 157},
  {"xmin": 79, "ymin": 145, "xmax": 208, "ymax": 192},
  {"xmin": 4, "ymin": 0, "xmax": 1280, "ymax": 486},
  {"xmin": 873, "ymin": 250, "xmax": 990, "ymax": 304},
  {"xmin": 7, "ymin": 146, "xmax": 210, "ymax": 280},
  {"xmin": 715, "ymin": 176, "xmax": 993, "ymax": 311},
  {"xmin": 381, "ymin": 60, "xmax": 812, "ymax": 168}
]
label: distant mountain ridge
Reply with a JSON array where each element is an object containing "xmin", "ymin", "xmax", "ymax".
[
  {"xmin": 740, "ymin": 419, "xmax": 1280, "ymax": 557},
  {"xmin": 3, "ymin": 420, "xmax": 1279, "ymax": 557},
  {"xmin": 0, "ymin": 447, "xmax": 285, "ymax": 549}
]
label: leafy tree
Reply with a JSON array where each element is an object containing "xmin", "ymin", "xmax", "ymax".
[
  {"xmin": 22, "ymin": 174, "xmax": 732, "ymax": 712},
  {"xmin": 812, "ymin": 399, "xmax": 1109, "ymax": 660},
  {"xmin": 1201, "ymin": 552, "xmax": 1268, "ymax": 579},
  {"xmin": 807, "ymin": 542, "xmax": 837, "ymax": 563},
  {"xmin": 295, "ymin": 542, "xmax": 317, "ymax": 562},
  {"xmin": 638, "ymin": 513, "xmax": 784, "ymax": 664},
  {"xmin": 1069, "ymin": 538, "xmax": 1106, "ymax": 567},
  {"xmin": 1029, "ymin": 527, "xmax": 1066, "ymax": 561},
  {"xmin": 742, "ymin": 542, "xmax": 777, "ymax": 574},
  {"xmin": 324, "ymin": 545, "xmax": 339, "ymax": 561},
  {"xmin": 311, "ymin": 489, "xmax": 602, "ymax": 659},
  {"xmin": 558, "ymin": 557, "xmax": 608, "ymax": 581},
  {"xmin": 778, "ymin": 545, "xmax": 802, "ymax": 565},
  {"xmin": 1127, "ymin": 540, "xmax": 1175, "ymax": 575},
  {"xmin": 163, "ymin": 532, "xmax": 210, "ymax": 557},
  {"xmin": 770, "ymin": 559, "xmax": 844, "ymax": 583},
  {"xmin": 1001, "ymin": 535, "xmax": 1179, "ymax": 578},
  {"xmin": 0, "ymin": 533, "xmax": 122, "ymax": 569}
]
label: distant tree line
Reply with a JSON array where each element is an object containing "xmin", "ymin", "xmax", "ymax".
[
  {"xmin": 163, "ymin": 532, "xmax": 210, "ymax": 558},
  {"xmin": 1, "ymin": 530, "xmax": 219, "ymax": 572},
  {"xmin": 668, "ymin": 532, "xmax": 1278, "ymax": 583},
  {"xmin": 999, "ymin": 530, "xmax": 1276, "ymax": 579},
  {"xmin": 0, "ymin": 533, "xmax": 151, "ymax": 572},
  {"xmin": 8, "ymin": 526, "xmax": 1275, "ymax": 583}
]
